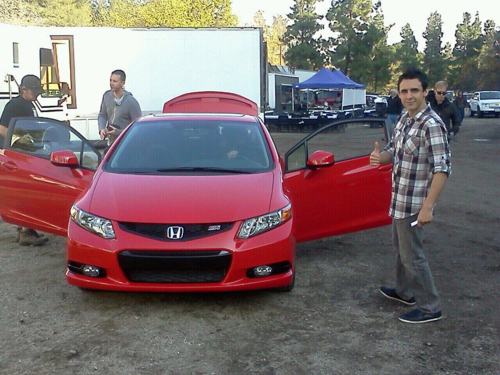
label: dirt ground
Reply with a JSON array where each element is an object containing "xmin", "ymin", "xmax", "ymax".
[{"xmin": 0, "ymin": 117, "xmax": 499, "ymax": 375}]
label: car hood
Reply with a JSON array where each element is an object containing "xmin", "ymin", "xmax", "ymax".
[{"xmin": 88, "ymin": 171, "xmax": 275, "ymax": 223}]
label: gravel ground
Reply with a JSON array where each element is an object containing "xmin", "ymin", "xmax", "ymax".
[{"xmin": 0, "ymin": 116, "xmax": 499, "ymax": 375}]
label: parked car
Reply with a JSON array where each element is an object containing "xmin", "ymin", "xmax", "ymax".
[
  {"xmin": 469, "ymin": 91, "xmax": 500, "ymax": 117},
  {"xmin": 0, "ymin": 92, "xmax": 391, "ymax": 293}
]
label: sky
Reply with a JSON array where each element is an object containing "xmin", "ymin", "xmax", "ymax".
[{"xmin": 231, "ymin": 0, "xmax": 499, "ymax": 49}]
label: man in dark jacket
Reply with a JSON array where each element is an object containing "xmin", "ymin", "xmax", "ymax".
[
  {"xmin": 385, "ymin": 89, "xmax": 403, "ymax": 139},
  {"xmin": 427, "ymin": 81, "xmax": 461, "ymax": 136}
]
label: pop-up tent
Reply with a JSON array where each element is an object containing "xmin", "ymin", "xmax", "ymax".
[
  {"xmin": 295, "ymin": 67, "xmax": 366, "ymax": 109},
  {"xmin": 296, "ymin": 67, "xmax": 364, "ymax": 89}
]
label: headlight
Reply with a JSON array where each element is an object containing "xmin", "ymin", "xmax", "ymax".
[
  {"xmin": 237, "ymin": 204, "xmax": 292, "ymax": 239},
  {"xmin": 70, "ymin": 205, "xmax": 115, "ymax": 239}
]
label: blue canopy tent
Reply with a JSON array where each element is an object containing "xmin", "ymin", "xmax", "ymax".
[
  {"xmin": 296, "ymin": 67, "xmax": 364, "ymax": 89},
  {"xmin": 295, "ymin": 67, "xmax": 365, "ymax": 110}
]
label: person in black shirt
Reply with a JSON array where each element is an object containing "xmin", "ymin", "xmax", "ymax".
[
  {"xmin": 0, "ymin": 77, "xmax": 40, "ymax": 145},
  {"xmin": 385, "ymin": 89, "xmax": 403, "ymax": 139},
  {"xmin": 427, "ymin": 81, "xmax": 461, "ymax": 137},
  {"xmin": 0, "ymin": 75, "xmax": 49, "ymax": 246}
]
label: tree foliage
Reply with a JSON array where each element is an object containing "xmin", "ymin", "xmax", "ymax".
[
  {"xmin": 396, "ymin": 23, "xmax": 421, "ymax": 71},
  {"xmin": 35, "ymin": 0, "xmax": 92, "ymax": 26},
  {"xmin": 448, "ymin": 12, "xmax": 483, "ymax": 90},
  {"xmin": 326, "ymin": 0, "xmax": 392, "ymax": 92},
  {"xmin": 422, "ymin": 12, "xmax": 447, "ymax": 86},
  {"xmin": 251, "ymin": 12, "xmax": 288, "ymax": 66},
  {"xmin": 268, "ymin": 16, "xmax": 288, "ymax": 66},
  {"xmin": 326, "ymin": 0, "xmax": 373, "ymax": 75},
  {"xmin": 1, "ymin": 0, "xmax": 237, "ymax": 28},
  {"xmin": 283, "ymin": 0, "xmax": 324, "ymax": 70},
  {"xmin": 477, "ymin": 20, "xmax": 500, "ymax": 90},
  {"xmin": 0, "ymin": 0, "xmax": 41, "ymax": 25}
]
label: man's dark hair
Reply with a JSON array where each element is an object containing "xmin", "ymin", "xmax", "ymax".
[
  {"xmin": 111, "ymin": 69, "xmax": 126, "ymax": 82},
  {"xmin": 397, "ymin": 68, "xmax": 428, "ymax": 91}
]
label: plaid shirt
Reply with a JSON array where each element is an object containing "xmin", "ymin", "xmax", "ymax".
[{"xmin": 385, "ymin": 104, "xmax": 451, "ymax": 219}]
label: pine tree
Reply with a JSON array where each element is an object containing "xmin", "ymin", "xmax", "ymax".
[
  {"xmin": 477, "ymin": 20, "xmax": 500, "ymax": 90},
  {"xmin": 326, "ymin": 0, "xmax": 373, "ymax": 75},
  {"xmin": 326, "ymin": 0, "xmax": 392, "ymax": 92},
  {"xmin": 449, "ymin": 12, "xmax": 483, "ymax": 90},
  {"xmin": 284, "ymin": 0, "xmax": 324, "ymax": 70},
  {"xmin": 396, "ymin": 23, "xmax": 421, "ymax": 71},
  {"xmin": 422, "ymin": 11, "xmax": 446, "ymax": 86}
]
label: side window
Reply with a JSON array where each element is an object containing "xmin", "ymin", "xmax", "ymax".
[
  {"xmin": 286, "ymin": 143, "xmax": 306, "ymax": 171},
  {"xmin": 79, "ymin": 142, "xmax": 100, "ymax": 170},
  {"xmin": 285, "ymin": 119, "xmax": 386, "ymax": 172},
  {"xmin": 8, "ymin": 118, "xmax": 100, "ymax": 170},
  {"xmin": 10, "ymin": 119, "xmax": 48, "ymax": 154}
]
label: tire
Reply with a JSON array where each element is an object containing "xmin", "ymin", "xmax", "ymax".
[{"xmin": 478, "ymin": 109, "xmax": 483, "ymax": 118}]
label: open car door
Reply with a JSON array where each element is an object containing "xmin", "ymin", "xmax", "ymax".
[
  {"xmin": 283, "ymin": 118, "xmax": 392, "ymax": 243},
  {"xmin": 0, "ymin": 117, "xmax": 101, "ymax": 236}
]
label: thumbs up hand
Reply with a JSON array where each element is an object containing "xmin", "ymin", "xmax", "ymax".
[{"xmin": 370, "ymin": 141, "xmax": 382, "ymax": 166}]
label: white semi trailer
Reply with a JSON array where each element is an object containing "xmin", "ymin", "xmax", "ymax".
[{"xmin": 1, "ymin": 24, "xmax": 267, "ymax": 138}]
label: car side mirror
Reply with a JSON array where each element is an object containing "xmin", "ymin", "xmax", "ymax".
[
  {"xmin": 50, "ymin": 150, "xmax": 79, "ymax": 167},
  {"xmin": 306, "ymin": 150, "xmax": 335, "ymax": 169}
]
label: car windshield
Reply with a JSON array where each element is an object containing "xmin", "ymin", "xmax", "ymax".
[
  {"xmin": 480, "ymin": 92, "xmax": 500, "ymax": 100},
  {"xmin": 105, "ymin": 119, "xmax": 273, "ymax": 174}
]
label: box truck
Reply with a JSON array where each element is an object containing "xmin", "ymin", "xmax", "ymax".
[{"xmin": 1, "ymin": 23, "xmax": 267, "ymax": 138}]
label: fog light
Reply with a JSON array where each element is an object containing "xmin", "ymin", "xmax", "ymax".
[
  {"xmin": 82, "ymin": 265, "xmax": 102, "ymax": 278},
  {"xmin": 253, "ymin": 265, "xmax": 273, "ymax": 277}
]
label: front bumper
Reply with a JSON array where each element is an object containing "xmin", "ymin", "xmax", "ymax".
[
  {"xmin": 479, "ymin": 106, "xmax": 500, "ymax": 113},
  {"xmin": 66, "ymin": 219, "xmax": 295, "ymax": 292}
]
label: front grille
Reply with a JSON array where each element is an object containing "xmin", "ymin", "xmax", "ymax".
[
  {"xmin": 118, "ymin": 250, "xmax": 231, "ymax": 283},
  {"xmin": 119, "ymin": 222, "xmax": 233, "ymax": 241}
]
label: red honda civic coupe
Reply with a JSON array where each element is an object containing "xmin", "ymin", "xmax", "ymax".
[{"xmin": 0, "ymin": 92, "xmax": 391, "ymax": 292}]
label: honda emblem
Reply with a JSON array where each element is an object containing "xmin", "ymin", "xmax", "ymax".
[{"xmin": 166, "ymin": 226, "xmax": 184, "ymax": 240}]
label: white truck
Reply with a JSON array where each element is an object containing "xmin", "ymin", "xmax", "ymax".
[
  {"xmin": 468, "ymin": 91, "xmax": 500, "ymax": 118},
  {"xmin": 1, "ymin": 24, "xmax": 267, "ymax": 138}
]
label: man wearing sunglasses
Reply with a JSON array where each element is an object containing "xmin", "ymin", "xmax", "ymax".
[{"xmin": 427, "ymin": 81, "xmax": 461, "ymax": 137}]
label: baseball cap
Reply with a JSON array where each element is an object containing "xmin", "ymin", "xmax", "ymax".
[{"xmin": 20, "ymin": 75, "xmax": 42, "ymax": 96}]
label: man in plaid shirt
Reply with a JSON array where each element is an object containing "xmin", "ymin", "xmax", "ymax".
[{"xmin": 370, "ymin": 68, "xmax": 451, "ymax": 324}]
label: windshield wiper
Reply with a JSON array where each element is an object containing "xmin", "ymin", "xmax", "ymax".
[{"xmin": 156, "ymin": 167, "xmax": 252, "ymax": 174}]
